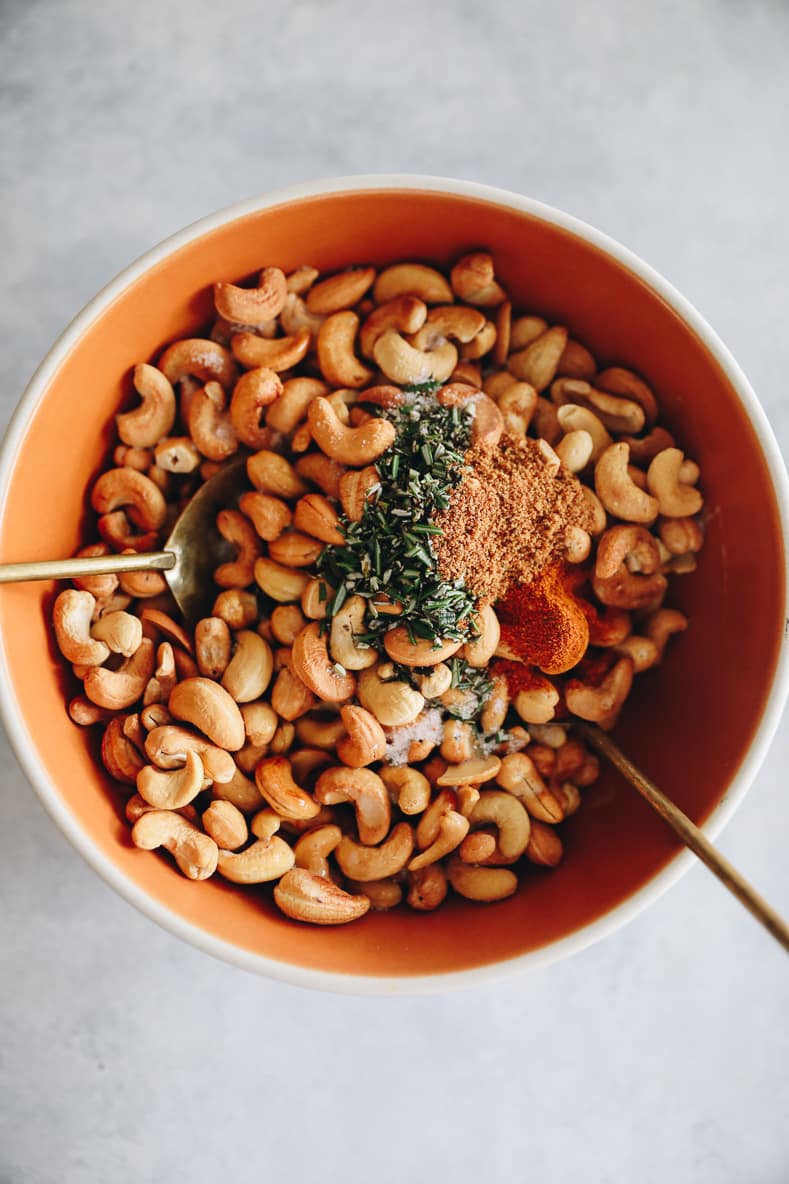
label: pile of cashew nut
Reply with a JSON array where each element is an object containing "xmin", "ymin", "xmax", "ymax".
[{"xmin": 52, "ymin": 251, "xmax": 703, "ymax": 925}]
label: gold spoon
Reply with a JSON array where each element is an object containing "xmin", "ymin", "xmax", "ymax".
[
  {"xmin": 0, "ymin": 457, "xmax": 250, "ymax": 623},
  {"xmin": 1, "ymin": 461, "xmax": 786, "ymax": 952}
]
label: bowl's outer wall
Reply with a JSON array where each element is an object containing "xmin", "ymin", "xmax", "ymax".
[{"xmin": 0, "ymin": 189, "xmax": 784, "ymax": 977}]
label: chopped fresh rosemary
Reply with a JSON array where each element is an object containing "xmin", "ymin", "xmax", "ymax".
[{"xmin": 317, "ymin": 383, "xmax": 478, "ymax": 645}]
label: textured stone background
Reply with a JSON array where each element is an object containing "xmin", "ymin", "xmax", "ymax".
[{"xmin": 1, "ymin": 1, "xmax": 787, "ymax": 1181}]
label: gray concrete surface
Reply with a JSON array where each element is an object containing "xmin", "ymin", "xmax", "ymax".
[{"xmin": 1, "ymin": 1, "xmax": 787, "ymax": 1181}]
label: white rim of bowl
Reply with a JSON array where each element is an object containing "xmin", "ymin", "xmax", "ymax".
[{"xmin": 1, "ymin": 174, "xmax": 787, "ymax": 996}]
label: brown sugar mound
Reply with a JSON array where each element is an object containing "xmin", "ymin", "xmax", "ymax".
[{"xmin": 434, "ymin": 433, "xmax": 594, "ymax": 606}]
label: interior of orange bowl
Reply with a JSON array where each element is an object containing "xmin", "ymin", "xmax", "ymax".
[{"xmin": 0, "ymin": 187, "xmax": 784, "ymax": 979}]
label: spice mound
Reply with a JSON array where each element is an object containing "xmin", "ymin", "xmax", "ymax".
[{"xmin": 434, "ymin": 433, "xmax": 594, "ymax": 606}]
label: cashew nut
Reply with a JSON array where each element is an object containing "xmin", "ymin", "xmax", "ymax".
[
  {"xmin": 525, "ymin": 820, "xmax": 564, "ymax": 867},
  {"xmin": 407, "ymin": 865, "xmax": 449, "ymax": 911},
  {"xmin": 645, "ymin": 608, "xmax": 688, "ymax": 659},
  {"xmin": 469, "ymin": 790, "xmax": 531, "ymax": 861},
  {"xmin": 565, "ymin": 656, "xmax": 635, "ymax": 729},
  {"xmin": 91, "ymin": 467, "xmax": 167, "ymax": 532},
  {"xmin": 373, "ymin": 263, "xmax": 453, "ymax": 305},
  {"xmin": 446, "ymin": 855, "xmax": 517, "ymax": 902},
  {"xmin": 144, "ymin": 724, "xmax": 236, "ymax": 783},
  {"xmin": 357, "ymin": 664, "xmax": 425, "ymax": 727},
  {"xmin": 336, "ymin": 705, "xmax": 387, "ymax": 767},
  {"xmin": 595, "ymin": 443, "xmax": 659, "ymax": 524},
  {"xmin": 496, "ymin": 751, "xmax": 564, "ymax": 823},
  {"xmin": 315, "ymin": 765, "xmax": 391, "ymax": 844},
  {"xmin": 131, "ymin": 809, "xmax": 218, "ymax": 880},
  {"xmin": 255, "ymin": 755, "xmax": 321, "ymax": 821},
  {"xmin": 220, "ymin": 630, "xmax": 273, "ymax": 702},
  {"xmin": 137, "ymin": 750, "xmax": 204, "ymax": 810},
  {"xmin": 232, "ymin": 328, "xmax": 311, "ymax": 372},
  {"xmin": 268, "ymin": 530, "xmax": 324, "ymax": 568},
  {"xmin": 158, "ymin": 338, "xmax": 237, "ymax": 392},
  {"xmin": 294, "ymin": 824, "xmax": 343, "ymax": 878},
  {"xmin": 307, "ymin": 397, "xmax": 395, "ymax": 465},
  {"xmin": 408, "ymin": 810, "xmax": 469, "ymax": 871},
  {"xmin": 449, "ymin": 252, "xmax": 506, "ymax": 306},
  {"xmin": 217, "ymin": 836, "xmax": 295, "ymax": 884},
  {"xmin": 294, "ymin": 453, "xmax": 346, "ymax": 499},
  {"xmin": 306, "ymin": 266, "xmax": 376, "ymax": 314},
  {"xmin": 116, "ymin": 363, "xmax": 176, "ymax": 448},
  {"xmin": 373, "ymin": 328, "xmax": 457, "ymax": 385},
  {"xmin": 266, "ymin": 376, "xmax": 328, "ymax": 433},
  {"xmin": 294, "ymin": 710, "xmax": 347, "ymax": 750},
  {"xmin": 101, "ymin": 716, "xmax": 145, "ymax": 784},
  {"xmin": 229, "ymin": 366, "xmax": 282, "ymax": 449},
  {"xmin": 53, "ymin": 590, "xmax": 110, "ymax": 666},
  {"xmin": 292, "ymin": 493, "xmax": 345, "ymax": 546},
  {"xmin": 436, "ymin": 755, "xmax": 501, "ymax": 787},
  {"xmin": 214, "ymin": 266, "xmax": 287, "ymax": 325},
  {"xmin": 382, "ymin": 626, "xmax": 463, "ymax": 668},
  {"xmin": 508, "ymin": 326, "xmax": 568, "ymax": 390},
  {"xmin": 194, "ymin": 617, "xmax": 231, "ymax": 679},
  {"xmin": 290, "ymin": 621, "xmax": 356, "ymax": 702},
  {"xmin": 83, "ymin": 638, "xmax": 155, "ymax": 710},
  {"xmin": 202, "ymin": 799, "xmax": 248, "ymax": 851},
  {"xmin": 168, "ymin": 677, "xmax": 245, "ymax": 750},
  {"xmin": 315, "ymin": 311, "xmax": 372, "ymax": 388},
  {"xmin": 596, "ymin": 366, "xmax": 658, "ymax": 424},
  {"xmin": 461, "ymin": 605, "xmax": 500, "ymax": 668},
  {"xmin": 359, "ymin": 295, "xmax": 428, "ymax": 357},
  {"xmin": 335, "ymin": 822, "xmax": 414, "ymax": 881},
  {"xmin": 646, "ymin": 448, "xmax": 704, "ymax": 517},
  {"xmin": 274, "ymin": 867, "xmax": 370, "ymax": 925},
  {"xmin": 338, "ymin": 465, "xmax": 380, "ymax": 521},
  {"xmin": 271, "ymin": 666, "xmax": 316, "ymax": 721},
  {"xmin": 254, "ymin": 558, "xmax": 310, "ymax": 604},
  {"xmin": 379, "ymin": 765, "xmax": 431, "ymax": 815},
  {"xmin": 326, "ymin": 594, "xmax": 376, "ymax": 672}
]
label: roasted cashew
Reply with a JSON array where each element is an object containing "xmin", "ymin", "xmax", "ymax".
[
  {"xmin": 229, "ymin": 367, "xmax": 282, "ymax": 449},
  {"xmin": 407, "ymin": 865, "xmax": 449, "ymax": 911},
  {"xmin": 169, "ymin": 677, "xmax": 245, "ymax": 750},
  {"xmin": 239, "ymin": 702, "xmax": 278, "ymax": 749},
  {"xmin": 436, "ymin": 755, "xmax": 501, "ymax": 787},
  {"xmin": 294, "ymin": 824, "xmax": 343, "ymax": 878},
  {"xmin": 645, "ymin": 608, "xmax": 688, "ymax": 659},
  {"xmin": 211, "ymin": 765, "xmax": 263, "ymax": 813},
  {"xmin": 510, "ymin": 670, "xmax": 560, "ymax": 725},
  {"xmin": 294, "ymin": 453, "xmax": 346, "ymax": 499},
  {"xmin": 214, "ymin": 509, "xmax": 262, "ymax": 587},
  {"xmin": 254, "ymin": 558, "xmax": 310, "ymax": 604},
  {"xmin": 69, "ymin": 696, "xmax": 113, "ymax": 727},
  {"xmin": 83, "ymin": 638, "xmax": 155, "ymax": 710},
  {"xmin": 461, "ymin": 605, "xmax": 500, "ymax": 668},
  {"xmin": 480, "ymin": 675, "xmax": 509, "ymax": 735},
  {"xmin": 270, "ymin": 605, "xmax": 307, "ymax": 646},
  {"xmin": 596, "ymin": 366, "xmax": 658, "ymax": 425},
  {"xmin": 140, "ymin": 608, "xmax": 194, "ymax": 654},
  {"xmin": 158, "ymin": 338, "xmax": 237, "ymax": 391},
  {"xmin": 379, "ymin": 766, "xmax": 431, "ymax": 815},
  {"xmin": 565, "ymin": 656, "xmax": 635, "ymax": 729},
  {"xmin": 556, "ymin": 429, "xmax": 594, "ymax": 474},
  {"xmin": 142, "ymin": 641, "xmax": 177, "ymax": 706},
  {"xmin": 338, "ymin": 465, "xmax": 380, "ymax": 522},
  {"xmin": 271, "ymin": 666, "xmax": 316, "ymax": 721},
  {"xmin": 469, "ymin": 790, "xmax": 531, "ymax": 861},
  {"xmin": 306, "ymin": 266, "xmax": 376, "ymax": 314},
  {"xmin": 268, "ymin": 530, "xmax": 324, "ymax": 568},
  {"xmin": 214, "ymin": 266, "xmax": 287, "ymax": 325},
  {"xmin": 459, "ymin": 319, "xmax": 497, "ymax": 360},
  {"xmin": 255, "ymin": 755, "xmax": 321, "ymax": 821},
  {"xmin": 101, "ymin": 716, "xmax": 145, "ymax": 784},
  {"xmin": 658, "ymin": 516, "xmax": 704, "ymax": 556},
  {"xmin": 294, "ymin": 710, "xmax": 347, "ymax": 750},
  {"xmin": 595, "ymin": 524, "xmax": 662, "ymax": 579},
  {"xmin": 202, "ymin": 800, "xmax": 248, "ymax": 851},
  {"xmin": 556, "ymin": 403, "xmax": 612, "ymax": 461},
  {"xmin": 307, "ymin": 397, "xmax": 395, "ymax": 465},
  {"xmin": 382, "ymin": 626, "xmax": 463, "ymax": 668},
  {"xmin": 217, "ymin": 836, "xmax": 295, "ymax": 884},
  {"xmin": 595, "ymin": 443, "xmax": 659, "ymax": 524},
  {"xmin": 116, "ymin": 363, "xmax": 176, "ymax": 448},
  {"xmin": 315, "ymin": 311, "xmax": 372, "ymax": 389},
  {"xmin": 496, "ymin": 381, "xmax": 538, "ymax": 437},
  {"xmin": 373, "ymin": 328, "xmax": 457, "ymax": 385},
  {"xmin": 131, "ymin": 809, "xmax": 218, "ymax": 880},
  {"xmin": 187, "ymin": 380, "xmax": 238, "ymax": 462},
  {"xmin": 140, "ymin": 702, "xmax": 173, "ymax": 731},
  {"xmin": 53, "ymin": 590, "xmax": 110, "ymax": 666},
  {"xmin": 409, "ymin": 810, "xmax": 469, "ymax": 871},
  {"xmin": 335, "ymin": 705, "xmax": 387, "ymax": 767},
  {"xmin": 449, "ymin": 252, "xmax": 506, "ymax": 307},
  {"xmin": 211, "ymin": 589, "xmax": 258, "ymax": 631},
  {"xmin": 412, "ymin": 662, "xmax": 452, "ymax": 700},
  {"xmin": 274, "ymin": 867, "xmax": 370, "ymax": 925},
  {"xmin": 359, "ymin": 295, "xmax": 427, "ymax": 357},
  {"xmin": 239, "ymin": 490, "xmax": 292, "ymax": 541},
  {"xmin": 290, "ymin": 621, "xmax": 356, "ymax": 702},
  {"xmin": 509, "ymin": 315, "xmax": 548, "ymax": 351},
  {"xmin": 292, "ymin": 493, "xmax": 345, "ymax": 546},
  {"xmin": 299, "ymin": 575, "xmax": 333, "ymax": 620},
  {"xmin": 91, "ymin": 467, "xmax": 167, "ymax": 532},
  {"xmin": 232, "ymin": 328, "xmax": 311, "ymax": 372},
  {"xmin": 496, "ymin": 751, "xmax": 564, "ymax": 823},
  {"xmin": 324, "ymin": 596, "xmax": 376, "ymax": 675},
  {"xmin": 137, "ymin": 750, "xmax": 204, "ymax": 810},
  {"xmin": 508, "ymin": 326, "xmax": 568, "ymax": 390},
  {"xmin": 446, "ymin": 855, "xmax": 517, "ymax": 902},
  {"xmin": 525, "ymin": 820, "xmax": 564, "ymax": 867},
  {"xmin": 266, "ymin": 376, "xmax": 328, "ymax": 433},
  {"xmin": 592, "ymin": 565, "xmax": 667, "ymax": 610},
  {"xmin": 426, "ymin": 303, "xmax": 487, "ymax": 343},
  {"xmin": 459, "ymin": 831, "xmax": 498, "ymax": 864},
  {"xmin": 556, "ymin": 337, "xmax": 597, "ymax": 380},
  {"xmin": 343, "ymin": 877, "xmax": 402, "ymax": 911},
  {"xmin": 195, "ymin": 617, "xmax": 231, "ymax": 679},
  {"xmin": 614, "ymin": 635, "xmax": 659, "ymax": 672},
  {"xmin": 373, "ymin": 263, "xmax": 453, "ymax": 305},
  {"xmin": 440, "ymin": 719, "xmax": 474, "ymax": 764},
  {"xmin": 315, "ymin": 765, "xmax": 391, "ymax": 844},
  {"xmin": 221, "ymin": 630, "xmax": 273, "ymax": 702},
  {"xmin": 646, "ymin": 448, "xmax": 704, "ymax": 517},
  {"xmin": 70, "ymin": 542, "xmax": 119, "ymax": 601},
  {"xmin": 279, "ymin": 291, "xmax": 325, "ymax": 338},
  {"xmin": 144, "ymin": 724, "xmax": 236, "ymax": 783},
  {"xmin": 335, "ymin": 822, "xmax": 414, "ymax": 881},
  {"xmin": 357, "ymin": 664, "xmax": 425, "ymax": 727}
]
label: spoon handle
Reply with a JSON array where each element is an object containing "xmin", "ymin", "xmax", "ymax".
[
  {"xmin": 0, "ymin": 551, "xmax": 175, "ymax": 583},
  {"xmin": 576, "ymin": 722, "xmax": 789, "ymax": 955}
]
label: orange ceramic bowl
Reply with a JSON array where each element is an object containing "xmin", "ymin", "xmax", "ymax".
[{"xmin": 1, "ymin": 176, "xmax": 787, "ymax": 993}]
